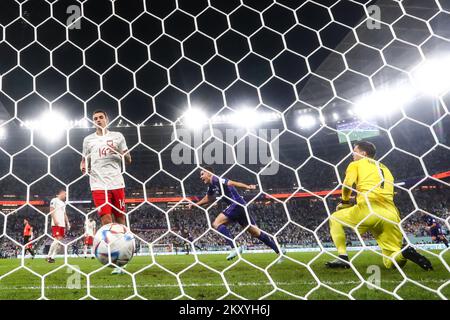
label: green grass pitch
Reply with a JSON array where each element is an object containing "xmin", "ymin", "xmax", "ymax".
[{"xmin": 0, "ymin": 250, "xmax": 448, "ymax": 300}]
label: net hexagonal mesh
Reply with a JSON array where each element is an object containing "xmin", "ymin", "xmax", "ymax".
[{"xmin": 0, "ymin": 0, "xmax": 449, "ymax": 300}]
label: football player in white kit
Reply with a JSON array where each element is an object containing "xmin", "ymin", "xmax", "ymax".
[
  {"xmin": 80, "ymin": 110, "xmax": 132, "ymax": 274},
  {"xmin": 83, "ymin": 217, "xmax": 96, "ymax": 259},
  {"xmin": 47, "ymin": 190, "xmax": 70, "ymax": 263},
  {"xmin": 80, "ymin": 110, "xmax": 131, "ymax": 226}
]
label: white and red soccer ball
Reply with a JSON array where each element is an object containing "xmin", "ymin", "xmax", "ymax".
[{"xmin": 93, "ymin": 223, "xmax": 136, "ymax": 267}]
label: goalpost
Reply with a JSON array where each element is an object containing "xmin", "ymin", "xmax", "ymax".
[{"xmin": 148, "ymin": 243, "xmax": 175, "ymax": 255}]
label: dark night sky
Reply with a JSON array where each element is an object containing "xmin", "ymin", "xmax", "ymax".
[
  {"xmin": 0, "ymin": 0, "xmax": 449, "ymax": 120},
  {"xmin": 0, "ymin": 0, "xmax": 381, "ymax": 122}
]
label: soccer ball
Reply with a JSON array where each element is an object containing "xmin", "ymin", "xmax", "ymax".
[{"xmin": 93, "ymin": 223, "xmax": 136, "ymax": 267}]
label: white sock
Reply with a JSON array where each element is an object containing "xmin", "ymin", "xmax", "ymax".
[
  {"xmin": 83, "ymin": 246, "xmax": 87, "ymax": 257},
  {"xmin": 50, "ymin": 242, "xmax": 61, "ymax": 259},
  {"xmin": 48, "ymin": 241, "xmax": 57, "ymax": 258},
  {"xmin": 47, "ymin": 244, "xmax": 53, "ymax": 258}
]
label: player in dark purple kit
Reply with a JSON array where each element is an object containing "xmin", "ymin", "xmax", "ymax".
[
  {"xmin": 190, "ymin": 167, "xmax": 285, "ymax": 261},
  {"xmin": 425, "ymin": 216, "xmax": 449, "ymax": 248}
]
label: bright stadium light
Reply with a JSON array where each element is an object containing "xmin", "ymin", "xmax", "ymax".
[
  {"xmin": 182, "ymin": 108, "xmax": 208, "ymax": 131},
  {"xmin": 26, "ymin": 111, "xmax": 69, "ymax": 141},
  {"xmin": 233, "ymin": 108, "xmax": 261, "ymax": 128},
  {"xmin": 297, "ymin": 114, "xmax": 317, "ymax": 129},
  {"xmin": 229, "ymin": 108, "xmax": 282, "ymax": 128},
  {"xmin": 0, "ymin": 126, "xmax": 6, "ymax": 140},
  {"xmin": 212, "ymin": 109, "xmax": 281, "ymax": 128},
  {"xmin": 353, "ymin": 85, "xmax": 415, "ymax": 120},
  {"xmin": 412, "ymin": 56, "xmax": 450, "ymax": 96},
  {"xmin": 39, "ymin": 111, "xmax": 69, "ymax": 141},
  {"xmin": 76, "ymin": 118, "xmax": 89, "ymax": 128},
  {"xmin": 260, "ymin": 111, "xmax": 282, "ymax": 122}
]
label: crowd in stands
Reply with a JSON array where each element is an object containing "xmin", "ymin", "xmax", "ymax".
[
  {"xmin": 0, "ymin": 135, "xmax": 449, "ymax": 257},
  {"xmin": 0, "ymin": 140, "xmax": 448, "ymax": 202},
  {"xmin": 1, "ymin": 183, "xmax": 447, "ymax": 258}
]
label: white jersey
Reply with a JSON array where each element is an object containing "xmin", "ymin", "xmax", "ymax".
[
  {"xmin": 82, "ymin": 131, "xmax": 128, "ymax": 191},
  {"xmin": 50, "ymin": 198, "xmax": 66, "ymax": 228},
  {"xmin": 85, "ymin": 220, "xmax": 96, "ymax": 237}
]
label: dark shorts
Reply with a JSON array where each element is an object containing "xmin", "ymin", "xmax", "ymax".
[
  {"xmin": 223, "ymin": 204, "xmax": 255, "ymax": 227},
  {"xmin": 430, "ymin": 227, "xmax": 443, "ymax": 237},
  {"xmin": 23, "ymin": 236, "xmax": 32, "ymax": 249}
]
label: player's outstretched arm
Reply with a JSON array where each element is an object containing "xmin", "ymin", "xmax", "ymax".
[
  {"xmin": 427, "ymin": 222, "xmax": 437, "ymax": 230},
  {"xmin": 190, "ymin": 195, "xmax": 214, "ymax": 209},
  {"xmin": 227, "ymin": 180, "xmax": 257, "ymax": 190}
]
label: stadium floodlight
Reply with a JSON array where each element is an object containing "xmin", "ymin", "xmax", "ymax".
[
  {"xmin": 333, "ymin": 113, "xmax": 339, "ymax": 121},
  {"xmin": 233, "ymin": 108, "xmax": 261, "ymax": 128},
  {"xmin": 297, "ymin": 114, "xmax": 317, "ymax": 129},
  {"xmin": 260, "ymin": 111, "xmax": 282, "ymax": 123},
  {"xmin": 353, "ymin": 85, "xmax": 415, "ymax": 120},
  {"xmin": 77, "ymin": 118, "xmax": 89, "ymax": 128},
  {"xmin": 213, "ymin": 109, "xmax": 280, "ymax": 128},
  {"xmin": 182, "ymin": 108, "xmax": 208, "ymax": 131},
  {"xmin": 412, "ymin": 56, "xmax": 450, "ymax": 96},
  {"xmin": 26, "ymin": 111, "xmax": 69, "ymax": 141},
  {"xmin": 0, "ymin": 126, "xmax": 6, "ymax": 140},
  {"xmin": 235, "ymin": 109, "xmax": 282, "ymax": 128}
]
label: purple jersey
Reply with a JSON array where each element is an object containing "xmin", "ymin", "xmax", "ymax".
[
  {"xmin": 426, "ymin": 217, "xmax": 443, "ymax": 236},
  {"xmin": 426, "ymin": 217, "xmax": 440, "ymax": 228},
  {"xmin": 207, "ymin": 176, "xmax": 246, "ymax": 206}
]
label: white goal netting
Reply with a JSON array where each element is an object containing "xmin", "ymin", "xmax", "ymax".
[{"xmin": 0, "ymin": 0, "xmax": 449, "ymax": 300}]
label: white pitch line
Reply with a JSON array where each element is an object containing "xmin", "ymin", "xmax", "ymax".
[{"xmin": 1, "ymin": 279, "xmax": 448, "ymax": 290}]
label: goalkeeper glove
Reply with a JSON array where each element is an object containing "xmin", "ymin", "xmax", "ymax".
[{"xmin": 336, "ymin": 200, "xmax": 353, "ymax": 211}]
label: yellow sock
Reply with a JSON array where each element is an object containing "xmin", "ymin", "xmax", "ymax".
[
  {"xmin": 395, "ymin": 251, "xmax": 407, "ymax": 266},
  {"xmin": 329, "ymin": 218, "xmax": 347, "ymax": 256},
  {"xmin": 382, "ymin": 250, "xmax": 407, "ymax": 269}
]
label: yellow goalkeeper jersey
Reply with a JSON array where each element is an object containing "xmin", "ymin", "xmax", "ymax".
[{"xmin": 342, "ymin": 158, "xmax": 395, "ymax": 202}]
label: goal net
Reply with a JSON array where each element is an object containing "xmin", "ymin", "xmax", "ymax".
[{"xmin": 0, "ymin": 0, "xmax": 449, "ymax": 300}]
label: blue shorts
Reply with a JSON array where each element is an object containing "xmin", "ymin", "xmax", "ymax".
[
  {"xmin": 223, "ymin": 204, "xmax": 255, "ymax": 227},
  {"xmin": 430, "ymin": 227, "xmax": 443, "ymax": 237}
]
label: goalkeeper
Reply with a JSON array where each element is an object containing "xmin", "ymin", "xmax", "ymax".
[{"xmin": 326, "ymin": 141, "xmax": 432, "ymax": 270}]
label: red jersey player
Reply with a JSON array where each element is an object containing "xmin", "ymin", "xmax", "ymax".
[{"xmin": 23, "ymin": 219, "xmax": 35, "ymax": 259}]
